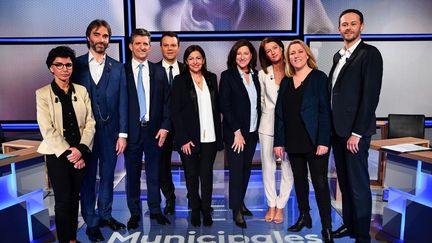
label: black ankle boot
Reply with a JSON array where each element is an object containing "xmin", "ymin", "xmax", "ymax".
[
  {"xmin": 202, "ymin": 211, "xmax": 213, "ymax": 226},
  {"xmin": 321, "ymin": 228, "xmax": 334, "ymax": 243},
  {"xmin": 287, "ymin": 212, "xmax": 312, "ymax": 232}
]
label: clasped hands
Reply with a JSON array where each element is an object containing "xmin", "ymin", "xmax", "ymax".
[{"xmin": 66, "ymin": 147, "xmax": 85, "ymax": 169}]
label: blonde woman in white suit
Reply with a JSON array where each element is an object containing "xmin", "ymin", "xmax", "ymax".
[
  {"xmin": 258, "ymin": 37, "xmax": 293, "ymax": 224},
  {"xmin": 36, "ymin": 46, "xmax": 95, "ymax": 243}
]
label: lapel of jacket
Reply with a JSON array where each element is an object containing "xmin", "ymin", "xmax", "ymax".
[
  {"xmin": 206, "ymin": 75, "xmax": 217, "ymax": 112},
  {"xmin": 333, "ymin": 41, "xmax": 364, "ymax": 88},
  {"xmin": 97, "ymin": 56, "xmax": 112, "ymax": 91},
  {"xmin": 231, "ymin": 69, "xmax": 249, "ymax": 98},
  {"xmin": 185, "ymin": 72, "xmax": 199, "ymax": 114},
  {"xmin": 148, "ymin": 62, "xmax": 156, "ymax": 117}
]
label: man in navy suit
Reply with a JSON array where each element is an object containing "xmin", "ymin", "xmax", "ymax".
[
  {"xmin": 329, "ymin": 9, "xmax": 383, "ymax": 243},
  {"xmin": 156, "ymin": 31, "xmax": 184, "ymax": 215},
  {"xmin": 72, "ymin": 19, "xmax": 128, "ymax": 242},
  {"xmin": 123, "ymin": 29, "xmax": 171, "ymax": 230}
]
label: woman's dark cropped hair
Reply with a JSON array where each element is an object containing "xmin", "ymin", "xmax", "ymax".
[
  {"xmin": 226, "ymin": 39, "xmax": 257, "ymax": 70},
  {"xmin": 183, "ymin": 45, "xmax": 209, "ymax": 76},
  {"xmin": 45, "ymin": 46, "xmax": 76, "ymax": 68}
]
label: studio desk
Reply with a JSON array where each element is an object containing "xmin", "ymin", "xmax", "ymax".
[
  {"xmin": 0, "ymin": 139, "xmax": 50, "ymax": 242},
  {"xmin": 370, "ymin": 137, "xmax": 432, "ymax": 242}
]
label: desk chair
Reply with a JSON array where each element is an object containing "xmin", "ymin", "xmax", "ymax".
[{"xmin": 387, "ymin": 114, "xmax": 425, "ymax": 139}]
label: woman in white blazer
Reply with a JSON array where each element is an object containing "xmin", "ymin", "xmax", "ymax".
[
  {"xmin": 258, "ymin": 37, "xmax": 293, "ymax": 224},
  {"xmin": 36, "ymin": 46, "xmax": 95, "ymax": 243}
]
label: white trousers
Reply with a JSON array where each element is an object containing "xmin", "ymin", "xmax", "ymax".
[{"xmin": 259, "ymin": 133, "xmax": 294, "ymax": 209}]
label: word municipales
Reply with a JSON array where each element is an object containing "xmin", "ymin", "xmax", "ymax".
[{"xmin": 107, "ymin": 230, "xmax": 323, "ymax": 243}]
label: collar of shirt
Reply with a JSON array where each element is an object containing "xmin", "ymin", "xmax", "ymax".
[
  {"xmin": 51, "ymin": 80, "xmax": 75, "ymax": 97},
  {"xmin": 132, "ymin": 58, "xmax": 148, "ymax": 70},
  {"xmin": 339, "ymin": 38, "xmax": 362, "ymax": 58},
  {"xmin": 237, "ymin": 66, "xmax": 254, "ymax": 80},
  {"xmin": 161, "ymin": 59, "xmax": 178, "ymax": 70},
  {"xmin": 88, "ymin": 51, "xmax": 106, "ymax": 65}
]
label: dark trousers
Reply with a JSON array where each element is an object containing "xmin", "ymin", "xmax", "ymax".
[
  {"xmin": 181, "ymin": 142, "xmax": 217, "ymax": 212},
  {"xmin": 46, "ymin": 154, "xmax": 85, "ymax": 242},
  {"xmin": 80, "ymin": 125, "xmax": 118, "ymax": 227},
  {"xmin": 159, "ymin": 131, "xmax": 176, "ymax": 203},
  {"xmin": 124, "ymin": 126, "xmax": 162, "ymax": 215},
  {"xmin": 226, "ymin": 132, "xmax": 258, "ymax": 211},
  {"xmin": 288, "ymin": 151, "xmax": 332, "ymax": 229},
  {"xmin": 332, "ymin": 135, "xmax": 372, "ymax": 243}
]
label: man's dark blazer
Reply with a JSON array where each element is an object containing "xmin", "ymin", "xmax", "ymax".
[
  {"xmin": 219, "ymin": 68, "xmax": 261, "ymax": 144},
  {"xmin": 124, "ymin": 61, "xmax": 171, "ymax": 144},
  {"xmin": 171, "ymin": 71, "xmax": 223, "ymax": 152},
  {"xmin": 72, "ymin": 54, "xmax": 128, "ymax": 138},
  {"xmin": 328, "ymin": 41, "xmax": 383, "ymax": 137},
  {"xmin": 274, "ymin": 69, "xmax": 331, "ymax": 148}
]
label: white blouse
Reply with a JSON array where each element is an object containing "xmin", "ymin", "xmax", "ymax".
[{"xmin": 192, "ymin": 77, "xmax": 216, "ymax": 143}]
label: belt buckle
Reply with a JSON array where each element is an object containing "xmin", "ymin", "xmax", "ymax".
[{"xmin": 140, "ymin": 120, "xmax": 149, "ymax": 127}]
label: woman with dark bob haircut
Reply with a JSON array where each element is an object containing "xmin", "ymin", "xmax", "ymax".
[
  {"xmin": 171, "ymin": 45, "xmax": 223, "ymax": 227},
  {"xmin": 36, "ymin": 46, "xmax": 95, "ymax": 243},
  {"xmin": 219, "ymin": 39, "xmax": 260, "ymax": 228}
]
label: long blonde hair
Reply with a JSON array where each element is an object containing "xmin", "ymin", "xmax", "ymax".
[{"xmin": 285, "ymin": 39, "xmax": 318, "ymax": 77}]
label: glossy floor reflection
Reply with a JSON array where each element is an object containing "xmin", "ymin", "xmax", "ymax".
[{"xmin": 73, "ymin": 169, "xmax": 368, "ymax": 243}]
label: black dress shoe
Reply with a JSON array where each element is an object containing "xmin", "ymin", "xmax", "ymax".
[
  {"xmin": 86, "ymin": 226, "xmax": 105, "ymax": 242},
  {"xmin": 322, "ymin": 228, "xmax": 334, "ymax": 243},
  {"xmin": 127, "ymin": 215, "xmax": 140, "ymax": 230},
  {"xmin": 99, "ymin": 217, "xmax": 126, "ymax": 230},
  {"xmin": 191, "ymin": 210, "xmax": 201, "ymax": 227},
  {"xmin": 288, "ymin": 212, "xmax": 312, "ymax": 232},
  {"xmin": 150, "ymin": 213, "xmax": 171, "ymax": 225},
  {"xmin": 332, "ymin": 225, "xmax": 350, "ymax": 238},
  {"xmin": 233, "ymin": 210, "xmax": 247, "ymax": 228},
  {"xmin": 164, "ymin": 201, "xmax": 175, "ymax": 215},
  {"xmin": 202, "ymin": 211, "xmax": 213, "ymax": 227},
  {"xmin": 241, "ymin": 204, "xmax": 253, "ymax": 216}
]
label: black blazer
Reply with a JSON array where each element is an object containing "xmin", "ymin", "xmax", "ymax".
[
  {"xmin": 124, "ymin": 61, "xmax": 171, "ymax": 144},
  {"xmin": 274, "ymin": 69, "xmax": 331, "ymax": 148},
  {"xmin": 171, "ymin": 71, "xmax": 223, "ymax": 152},
  {"xmin": 328, "ymin": 41, "xmax": 383, "ymax": 138},
  {"xmin": 219, "ymin": 68, "xmax": 261, "ymax": 144}
]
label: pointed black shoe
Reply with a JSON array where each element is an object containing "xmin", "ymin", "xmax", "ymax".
[
  {"xmin": 241, "ymin": 204, "xmax": 253, "ymax": 216},
  {"xmin": 233, "ymin": 210, "xmax": 247, "ymax": 228},
  {"xmin": 164, "ymin": 200, "xmax": 175, "ymax": 215},
  {"xmin": 99, "ymin": 217, "xmax": 126, "ymax": 230},
  {"xmin": 202, "ymin": 211, "xmax": 213, "ymax": 227},
  {"xmin": 287, "ymin": 212, "xmax": 312, "ymax": 232},
  {"xmin": 191, "ymin": 210, "xmax": 201, "ymax": 227},
  {"xmin": 86, "ymin": 226, "xmax": 105, "ymax": 242},
  {"xmin": 322, "ymin": 228, "xmax": 334, "ymax": 243},
  {"xmin": 331, "ymin": 225, "xmax": 350, "ymax": 238},
  {"xmin": 127, "ymin": 215, "xmax": 140, "ymax": 230}
]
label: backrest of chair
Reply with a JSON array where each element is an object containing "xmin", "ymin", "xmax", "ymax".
[{"xmin": 387, "ymin": 114, "xmax": 425, "ymax": 139}]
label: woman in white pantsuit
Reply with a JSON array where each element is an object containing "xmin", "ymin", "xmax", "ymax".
[{"xmin": 258, "ymin": 37, "xmax": 294, "ymax": 223}]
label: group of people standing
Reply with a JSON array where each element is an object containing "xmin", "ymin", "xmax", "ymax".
[{"xmin": 35, "ymin": 8, "xmax": 382, "ymax": 243}]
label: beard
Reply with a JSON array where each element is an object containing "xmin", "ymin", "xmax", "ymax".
[
  {"xmin": 343, "ymin": 31, "xmax": 360, "ymax": 43},
  {"xmin": 90, "ymin": 41, "xmax": 109, "ymax": 54}
]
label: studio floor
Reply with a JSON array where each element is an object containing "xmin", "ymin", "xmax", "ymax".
[{"xmin": 42, "ymin": 169, "xmax": 387, "ymax": 243}]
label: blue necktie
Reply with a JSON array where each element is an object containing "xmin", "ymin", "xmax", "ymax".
[{"xmin": 137, "ymin": 63, "xmax": 146, "ymax": 121}]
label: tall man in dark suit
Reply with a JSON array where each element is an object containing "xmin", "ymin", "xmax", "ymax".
[
  {"xmin": 156, "ymin": 32, "xmax": 184, "ymax": 215},
  {"xmin": 124, "ymin": 29, "xmax": 171, "ymax": 230},
  {"xmin": 329, "ymin": 9, "xmax": 383, "ymax": 243},
  {"xmin": 72, "ymin": 19, "xmax": 128, "ymax": 242}
]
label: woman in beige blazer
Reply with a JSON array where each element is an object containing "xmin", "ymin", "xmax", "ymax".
[
  {"xmin": 258, "ymin": 37, "xmax": 293, "ymax": 224},
  {"xmin": 36, "ymin": 46, "xmax": 95, "ymax": 243}
]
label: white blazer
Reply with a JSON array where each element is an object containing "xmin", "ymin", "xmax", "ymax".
[
  {"xmin": 36, "ymin": 83, "xmax": 96, "ymax": 157},
  {"xmin": 258, "ymin": 66, "xmax": 280, "ymax": 136}
]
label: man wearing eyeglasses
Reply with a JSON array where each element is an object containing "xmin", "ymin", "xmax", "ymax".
[{"xmin": 72, "ymin": 19, "xmax": 128, "ymax": 242}]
